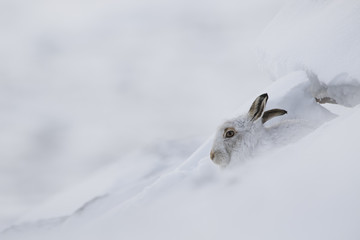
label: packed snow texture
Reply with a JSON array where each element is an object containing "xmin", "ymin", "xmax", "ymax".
[{"xmin": 2, "ymin": 0, "xmax": 360, "ymax": 239}]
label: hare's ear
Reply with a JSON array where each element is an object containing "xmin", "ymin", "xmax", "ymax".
[
  {"xmin": 248, "ymin": 93, "xmax": 268, "ymax": 122},
  {"xmin": 262, "ymin": 109, "xmax": 287, "ymax": 124}
]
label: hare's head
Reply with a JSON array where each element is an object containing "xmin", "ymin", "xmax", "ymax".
[{"xmin": 210, "ymin": 93, "xmax": 287, "ymax": 167}]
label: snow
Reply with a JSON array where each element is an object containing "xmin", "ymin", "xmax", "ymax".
[
  {"xmin": 0, "ymin": 0, "xmax": 284, "ymax": 227},
  {"xmin": 4, "ymin": 102, "xmax": 360, "ymax": 240},
  {"xmin": 257, "ymin": 0, "xmax": 360, "ymax": 82},
  {"xmin": 2, "ymin": 0, "xmax": 360, "ymax": 239}
]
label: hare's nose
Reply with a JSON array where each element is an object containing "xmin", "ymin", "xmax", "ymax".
[{"xmin": 210, "ymin": 150, "xmax": 215, "ymax": 160}]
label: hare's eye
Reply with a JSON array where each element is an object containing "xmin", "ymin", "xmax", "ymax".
[{"xmin": 225, "ymin": 130, "xmax": 235, "ymax": 138}]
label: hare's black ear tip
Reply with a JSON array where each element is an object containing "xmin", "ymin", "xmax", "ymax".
[
  {"xmin": 278, "ymin": 109, "xmax": 287, "ymax": 115},
  {"xmin": 259, "ymin": 93, "xmax": 268, "ymax": 100}
]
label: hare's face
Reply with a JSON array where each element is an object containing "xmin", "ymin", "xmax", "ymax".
[
  {"xmin": 210, "ymin": 93, "xmax": 287, "ymax": 167},
  {"xmin": 210, "ymin": 118, "xmax": 250, "ymax": 167}
]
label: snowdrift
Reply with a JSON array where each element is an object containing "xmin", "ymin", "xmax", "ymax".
[{"xmin": 3, "ymin": 0, "xmax": 360, "ymax": 239}]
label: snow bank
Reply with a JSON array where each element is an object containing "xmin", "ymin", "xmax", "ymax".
[
  {"xmin": 3, "ymin": 0, "xmax": 360, "ymax": 239},
  {"xmin": 85, "ymin": 105, "xmax": 360, "ymax": 240},
  {"xmin": 3, "ymin": 69, "xmax": 360, "ymax": 240},
  {"xmin": 3, "ymin": 95, "xmax": 360, "ymax": 240}
]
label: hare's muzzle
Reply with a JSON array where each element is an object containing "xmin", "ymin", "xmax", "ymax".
[{"xmin": 210, "ymin": 149, "xmax": 230, "ymax": 166}]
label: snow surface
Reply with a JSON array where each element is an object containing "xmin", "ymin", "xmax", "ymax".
[
  {"xmin": 2, "ymin": 0, "xmax": 360, "ymax": 239},
  {"xmin": 0, "ymin": 0, "xmax": 284, "ymax": 227}
]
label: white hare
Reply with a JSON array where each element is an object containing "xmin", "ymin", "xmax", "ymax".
[
  {"xmin": 210, "ymin": 93, "xmax": 289, "ymax": 167},
  {"xmin": 209, "ymin": 71, "xmax": 360, "ymax": 167}
]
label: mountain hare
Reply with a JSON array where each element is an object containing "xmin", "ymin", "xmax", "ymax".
[
  {"xmin": 210, "ymin": 93, "xmax": 309, "ymax": 167},
  {"xmin": 209, "ymin": 70, "xmax": 359, "ymax": 167}
]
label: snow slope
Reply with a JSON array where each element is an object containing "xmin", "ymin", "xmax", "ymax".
[
  {"xmin": 0, "ymin": 0, "xmax": 285, "ymax": 226},
  {"xmin": 3, "ymin": 77, "xmax": 360, "ymax": 240},
  {"xmin": 2, "ymin": 0, "xmax": 360, "ymax": 239}
]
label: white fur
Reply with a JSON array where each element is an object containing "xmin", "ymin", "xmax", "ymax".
[
  {"xmin": 209, "ymin": 71, "xmax": 352, "ymax": 167},
  {"xmin": 211, "ymin": 115, "xmax": 261, "ymax": 167},
  {"xmin": 210, "ymin": 95, "xmax": 320, "ymax": 167}
]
